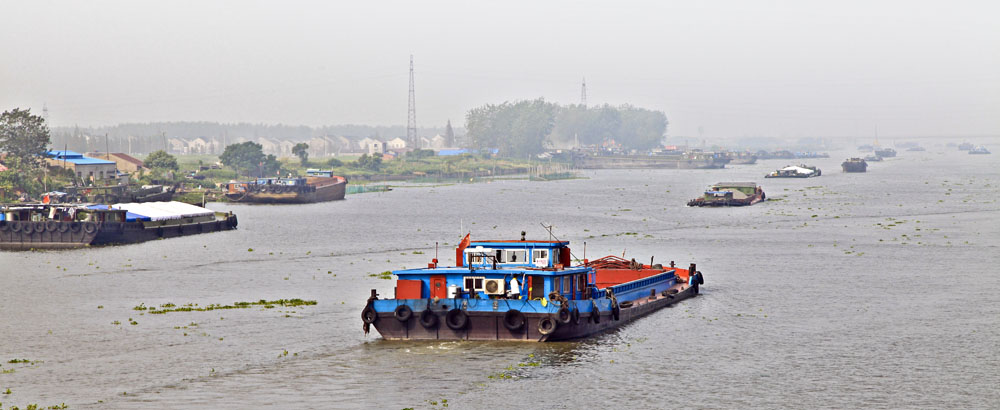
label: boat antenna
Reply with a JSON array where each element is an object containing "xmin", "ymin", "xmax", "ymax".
[{"xmin": 538, "ymin": 222, "xmax": 580, "ymax": 262}]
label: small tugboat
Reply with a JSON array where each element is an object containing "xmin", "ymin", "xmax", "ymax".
[
  {"xmin": 361, "ymin": 234, "xmax": 703, "ymax": 342},
  {"xmin": 0, "ymin": 201, "xmax": 237, "ymax": 250},
  {"xmin": 968, "ymin": 146, "xmax": 991, "ymax": 155},
  {"xmin": 958, "ymin": 142, "xmax": 975, "ymax": 151},
  {"xmin": 765, "ymin": 165, "xmax": 821, "ymax": 178},
  {"xmin": 864, "ymin": 154, "xmax": 882, "ymax": 162},
  {"xmin": 874, "ymin": 147, "xmax": 896, "ymax": 158},
  {"xmin": 842, "ymin": 158, "xmax": 868, "ymax": 172},
  {"xmin": 225, "ymin": 170, "xmax": 346, "ymax": 204},
  {"xmin": 686, "ymin": 182, "xmax": 765, "ymax": 207}
]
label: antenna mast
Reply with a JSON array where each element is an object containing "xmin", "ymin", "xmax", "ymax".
[
  {"xmin": 580, "ymin": 77, "xmax": 587, "ymax": 107},
  {"xmin": 407, "ymin": 55, "xmax": 417, "ymax": 148}
]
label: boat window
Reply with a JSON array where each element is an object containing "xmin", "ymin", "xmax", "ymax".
[
  {"xmin": 551, "ymin": 248, "xmax": 560, "ymax": 265},
  {"xmin": 562, "ymin": 276, "xmax": 571, "ymax": 295},
  {"xmin": 503, "ymin": 250, "xmax": 526, "ymax": 263},
  {"xmin": 495, "ymin": 249, "xmax": 504, "ymax": 263},
  {"xmin": 464, "ymin": 276, "xmax": 485, "ymax": 291},
  {"xmin": 532, "ymin": 249, "xmax": 548, "ymax": 266}
]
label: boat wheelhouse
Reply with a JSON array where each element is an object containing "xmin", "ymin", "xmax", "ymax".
[{"xmin": 362, "ymin": 236, "xmax": 703, "ymax": 342}]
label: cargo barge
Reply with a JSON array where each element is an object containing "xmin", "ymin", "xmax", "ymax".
[
  {"xmin": 362, "ymin": 235, "xmax": 703, "ymax": 342},
  {"xmin": 0, "ymin": 201, "xmax": 237, "ymax": 250},
  {"xmin": 687, "ymin": 182, "xmax": 766, "ymax": 207},
  {"xmin": 842, "ymin": 158, "xmax": 868, "ymax": 172},
  {"xmin": 765, "ymin": 165, "xmax": 821, "ymax": 178},
  {"xmin": 225, "ymin": 170, "xmax": 346, "ymax": 204}
]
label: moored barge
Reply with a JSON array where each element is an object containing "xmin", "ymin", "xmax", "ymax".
[
  {"xmin": 0, "ymin": 201, "xmax": 237, "ymax": 250},
  {"xmin": 362, "ymin": 235, "xmax": 703, "ymax": 342},
  {"xmin": 225, "ymin": 170, "xmax": 346, "ymax": 204}
]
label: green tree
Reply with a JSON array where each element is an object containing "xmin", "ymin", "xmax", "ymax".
[
  {"xmin": 219, "ymin": 141, "xmax": 265, "ymax": 177},
  {"xmin": 292, "ymin": 142, "xmax": 309, "ymax": 165},
  {"xmin": 464, "ymin": 98, "xmax": 557, "ymax": 157},
  {"xmin": 0, "ymin": 108, "xmax": 51, "ymax": 169},
  {"xmin": 444, "ymin": 120, "xmax": 455, "ymax": 147},
  {"xmin": 144, "ymin": 150, "xmax": 178, "ymax": 170},
  {"xmin": 326, "ymin": 157, "xmax": 343, "ymax": 167},
  {"xmin": 353, "ymin": 153, "xmax": 382, "ymax": 171}
]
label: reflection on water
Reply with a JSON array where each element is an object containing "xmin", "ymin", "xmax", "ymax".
[{"xmin": 1, "ymin": 148, "xmax": 999, "ymax": 408}]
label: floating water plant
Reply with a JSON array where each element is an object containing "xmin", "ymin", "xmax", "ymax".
[{"xmin": 144, "ymin": 299, "xmax": 317, "ymax": 315}]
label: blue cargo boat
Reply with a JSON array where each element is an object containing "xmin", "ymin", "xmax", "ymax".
[{"xmin": 362, "ymin": 234, "xmax": 703, "ymax": 341}]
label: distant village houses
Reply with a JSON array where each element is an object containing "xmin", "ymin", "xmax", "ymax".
[
  {"xmin": 86, "ymin": 152, "xmax": 146, "ymax": 173},
  {"xmin": 45, "ymin": 150, "xmax": 118, "ymax": 182}
]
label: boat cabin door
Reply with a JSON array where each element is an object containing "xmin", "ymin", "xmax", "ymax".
[
  {"xmin": 430, "ymin": 275, "xmax": 448, "ymax": 299},
  {"xmin": 529, "ymin": 276, "xmax": 545, "ymax": 300}
]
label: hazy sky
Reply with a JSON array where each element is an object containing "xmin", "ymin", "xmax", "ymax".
[{"xmin": 2, "ymin": 0, "xmax": 998, "ymax": 138}]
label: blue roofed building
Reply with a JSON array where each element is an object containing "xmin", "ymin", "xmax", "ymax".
[{"xmin": 45, "ymin": 150, "xmax": 118, "ymax": 182}]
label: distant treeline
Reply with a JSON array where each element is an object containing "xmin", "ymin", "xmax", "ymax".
[
  {"xmin": 49, "ymin": 122, "xmax": 457, "ymax": 154},
  {"xmin": 465, "ymin": 99, "xmax": 667, "ymax": 157}
]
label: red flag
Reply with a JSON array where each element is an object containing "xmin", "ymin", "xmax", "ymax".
[{"xmin": 456, "ymin": 233, "xmax": 471, "ymax": 267}]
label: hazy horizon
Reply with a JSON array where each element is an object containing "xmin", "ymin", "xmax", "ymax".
[{"xmin": 2, "ymin": 0, "xmax": 998, "ymax": 138}]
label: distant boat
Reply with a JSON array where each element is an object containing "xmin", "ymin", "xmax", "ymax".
[
  {"xmin": 969, "ymin": 146, "xmax": 991, "ymax": 155},
  {"xmin": 225, "ymin": 171, "xmax": 346, "ymax": 204},
  {"xmin": 765, "ymin": 164, "xmax": 821, "ymax": 178},
  {"xmin": 842, "ymin": 158, "xmax": 868, "ymax": 173},
  {"xmin": 874, "ymin": 147, "xmax": 896, "ymax": 158},
  {"xmin": 687, "ymin": 182, "xmax": 766, "ymax": 207},
  {"xmin": 958, "ymin": 142, "xmax": 975, "ymax": 151},
  {"xmin": 906, "ymin": 146, "xmax": 926, "ymax": 152}
]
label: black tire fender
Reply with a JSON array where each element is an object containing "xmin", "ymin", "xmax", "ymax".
[
  {"xmin": 556, "ymin": 306, "xmax": 572, "ymax": 325},
  {"xmin": 83, "ymin": 222, "xmax": 97, "ymax": 234},
  {"xmin": 571, "ymin": 308, "xmax": 580, "ymax": 325},
  {"xmin": 538, "ymin": 316, "xmax": 557, "ymax": 335},
  {"xmin": 696, "ymin": 272, "xmax": 704, "ymax": 285},
  {"xmin": 46, "ymin": 221, "xmax": 58, "ymax": 232},
  {"xmin": 10, "ymin": 221, "xmax": 22, "ymax": 233},
  {"xmin": 0, "ymin": 222, "xmax": 8, "ymax": 232},
  {"xmin": 591, "ymin": 303, "xmax": 601, "ymax": 324},
  {"xmin": 503, "ymin": 309, "xmax": 525, "ymax": 331},
  {"xmin": 394, "ymin": 305, "xmax": 413, "ymax": 322},
  {"xmin": 419, "ymin": 309, "xmax": 438, "ymax": 329},
  {"xmin": 612, "ymin": 303, "xmax": 621, "ymax": 321},
  {"xmin": 445, "ymin": 308, "xmax": 468, "ymax": 330},
  {"xmin": 361, "ymin": 305, "xmax": 378, "ymax": 324},
  {"xmin": 70, "ymin": 222, "xmax": 81, "ymax": 233}
]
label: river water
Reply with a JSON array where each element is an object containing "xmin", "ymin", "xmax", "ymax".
[{"xmin": 2, "ymin": 146, "xmax": 998, "ymax": 409}]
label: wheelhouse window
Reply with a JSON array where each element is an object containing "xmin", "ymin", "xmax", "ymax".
[
  {"xmin": 532, "ymin": 249, "xmax": 549, "ymax": 266},
  {"xmin": 503, "ymin": 249, "xmax": 526, "ymax": 264}
]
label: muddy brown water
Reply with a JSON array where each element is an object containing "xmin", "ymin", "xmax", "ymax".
[{"xmin": 2, "ymin": 147, "xmax": 998, "ymax": 409}]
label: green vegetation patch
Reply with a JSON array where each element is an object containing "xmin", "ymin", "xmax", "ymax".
[{"xmin": 138, "ymin": 299, "xmax": 317, "ymax": 315}]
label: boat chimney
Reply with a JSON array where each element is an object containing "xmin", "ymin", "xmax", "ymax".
[
  {"xmin": 688, "ymin": 263, "xmax": 696, "ymax": 280},
  {"xmin": 670, "ymin": 261, "xmax": 675, "ymax": 268},
  {"xmin": 521, "ymin": 231, "xmax": 526, "ymax": 241}
]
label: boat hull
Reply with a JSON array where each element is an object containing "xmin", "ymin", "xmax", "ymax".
[
  {"xmin": 369, "ymin": 282, "xmax": 698, "ymax": 342},
  {"xmin": 0, "ymin": 215, "xmax": 237, "ymax": 250},
  {"xmin": 226, "ymin": 178, "xmax": 346, "ymax": 204}
]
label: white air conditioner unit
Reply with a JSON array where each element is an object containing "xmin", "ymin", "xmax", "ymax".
[{"xmin": 483, "ymin": 278, "xmax": 505, "ymax": 295}]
